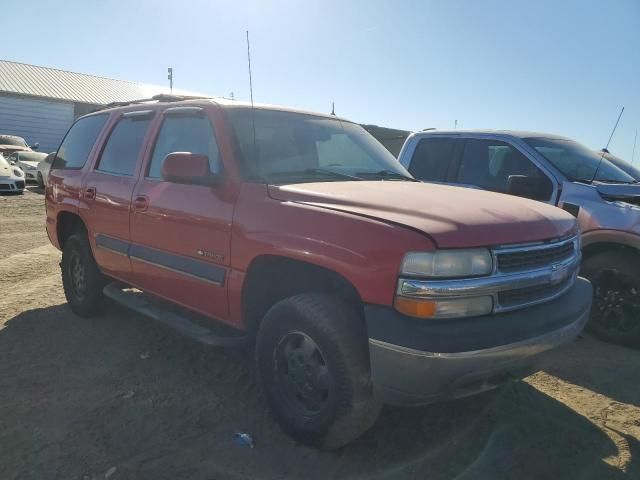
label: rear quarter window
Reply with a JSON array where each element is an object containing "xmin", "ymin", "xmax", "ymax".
[{"xmin": 52, "ymin": 114, "xmax": 109, "ymax": 170}]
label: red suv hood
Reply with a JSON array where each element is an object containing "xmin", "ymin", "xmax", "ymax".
[{"xmin": 268, "ymin": 181, "xmax": 576, "ymax": 248}]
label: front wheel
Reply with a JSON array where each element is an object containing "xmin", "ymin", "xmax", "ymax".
[
  {"xmin": 581, "ymin": 250, "xmax": 640, "ymax": 346},
  {"xmin": 37, "ymin": 172, "xmax": 44, "ymax": 188},
  {"xmin": 256, "ymin": 294, "xmax": 381, "ymax": 449},
  {"xmin": 61, "ymin": 233, "xmax": 111, "ymax": 317}
]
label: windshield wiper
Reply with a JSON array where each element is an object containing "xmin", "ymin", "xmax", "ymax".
[
  {"xmin": 267, "ymin": 168, "xmax": 363, "ymax": 182},
  {"xmin": 304, "ymin": 168, "xmax": 363, "ymax": 180},
  {"xmin": 356, "ymin": 169, "xmax": 418, "ymax": 181}
]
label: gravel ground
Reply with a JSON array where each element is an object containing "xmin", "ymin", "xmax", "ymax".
[{"xmin": 0, "ymin": 188, "xmax": 638, "ymax": 480}]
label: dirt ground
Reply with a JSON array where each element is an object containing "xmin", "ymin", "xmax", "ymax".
[{"xmin": 1, "ymin": 188, "xmax": 639, "ymax": 480}]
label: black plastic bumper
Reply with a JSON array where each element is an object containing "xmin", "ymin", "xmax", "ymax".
[{"xmin": 365, "ymin": 277, "xmax": 592, "ymax": 406}]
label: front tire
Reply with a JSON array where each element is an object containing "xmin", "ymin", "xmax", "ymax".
[
  {"xmin": 581, "ymin": 250, "xmax": 640, "ymax": 346},
  {"xmin": 256, "ymin": 294, "xmax": 381, "ymax": 449},
  {"xmin": 61, "ymin": 233, "xmax": 111, "ymax": 317},
  {"xmin": 37, "ymin": 172, "xmax": 44, "ymax": 188}
]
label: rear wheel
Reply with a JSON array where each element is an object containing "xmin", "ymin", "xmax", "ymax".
[
  {"xmin": 256, "ymin": 294, "xmax": 381, "ymax": 449},
  {"xmin": 37, "ymin": 172, "xmax": 44, "ymax": 188},
  {"xmin": 581, "ymin": 250, "xmax": 640, "ymax": 346},
  {"xmin": 61, "ymin": 233, "xmax": 111, "ymax": 317}
]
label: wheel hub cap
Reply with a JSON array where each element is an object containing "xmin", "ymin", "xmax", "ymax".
[{"xmin": 275, "ymin": 331, "xmax": 330, "ymax": 414}]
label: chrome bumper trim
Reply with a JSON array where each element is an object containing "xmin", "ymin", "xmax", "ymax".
[{"xmin": 397, "ymin": 236, "xmax": 581, "ymax": 313}]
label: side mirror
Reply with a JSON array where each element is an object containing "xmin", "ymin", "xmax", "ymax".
[
  {"xmin": 507, "ymin": 175, "xmax": 552, "ymax": 201},
  {"xmin": 30, "ymin": 142, "xmax": 39, "ymax": 150},
  {"xmin": 161, "ymin": 152, "xmax": 221, "ymax": 186}
]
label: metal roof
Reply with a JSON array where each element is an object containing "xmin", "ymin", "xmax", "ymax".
[{"xmin": 0, "ymin": 60, "xmax": 202, "ymax": 105}]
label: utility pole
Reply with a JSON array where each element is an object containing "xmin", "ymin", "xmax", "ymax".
[
  {"xmin": 331, "ymin": 102, "xmax": 335, "ymax": 116},
  {"xmin": 167, "ymin": 67, "xmax": 173, "ymax": 94},
  {"xmin": 454, "ymin": 119, "xmax": 458, "ymax": 129}
]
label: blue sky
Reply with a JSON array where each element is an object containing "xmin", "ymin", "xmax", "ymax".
[{"xmin": 4, "ymin": 0, "xmax": 640, "ymax": 159}]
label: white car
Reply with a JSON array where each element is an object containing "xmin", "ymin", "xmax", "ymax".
[
  {"xmin": 0, "ymin": 154, "xmax": 26, "ymax": 193},
  {"xmin": 8, "ymin": 151, "xmax": 47, "ymax": 183},
  {"xmin": 36, "ymin": 152, "xmax": 55, "ymax": 188}
]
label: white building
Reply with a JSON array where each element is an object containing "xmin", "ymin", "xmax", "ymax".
[{"xmin": 0, "ymin": 60, "xmax": 198, "ymax": 152}]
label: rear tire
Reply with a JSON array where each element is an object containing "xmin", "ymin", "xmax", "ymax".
[
  {"xmin": 61, "ymin": 233, "xmax": 111, "ymax": 317},
  {"xmin": 581, "ymin": 250, "xmax": 640, "ymax": 346},
  {"xmin": 256, "ymin": 294, "xmax": 381, "ymax": 449}
]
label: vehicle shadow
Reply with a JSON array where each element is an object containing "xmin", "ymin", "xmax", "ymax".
[
  {"xmin": 26, "ymin": 185, "xmax": 44, "ymax": 195},
  {"xmin": 539, "ymin": 335, "xmax": 640, "ymax": 407},
  {"xmin": 0, "ymin": 304, "xmax": 634, "ymax": 479}
]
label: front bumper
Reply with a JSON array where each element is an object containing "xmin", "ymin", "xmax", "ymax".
[
  {"xmin": 0, "ymin": 179, "xmax": 25, "ymax": 192},
  {"xmin": 366, "ymin": 276, "xmax": 592, "ymax": 406}
]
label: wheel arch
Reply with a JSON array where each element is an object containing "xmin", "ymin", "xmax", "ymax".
[
  {"xmin": 241, "ymin": 254, "xmax": 364, "ymax": 334},
  {"xmin": 56, "ymin": 211, "xmax": 87, "ymax": 249}
]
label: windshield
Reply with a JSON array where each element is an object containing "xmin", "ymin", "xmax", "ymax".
[
  {"xmin": 0, "ymin": 154, "xmax": 9, "ymax": 168},
  {"xmin": 227, "ymin": 108, "xmax": 412, "ymax": 183},
  {"xmin": 524, "ymin": 137, "xmax": 636, "ymax": 184},
  {"xmin": 604, "ymin": 153, "xmax": 640, "ymax": 181},
  {"xmin": 0, "ymin": 135, "xmax": 28, "ymax": 147}
]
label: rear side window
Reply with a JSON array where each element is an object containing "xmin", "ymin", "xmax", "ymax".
[
  {"xmin": 53, "ymin": 114, "xmax": 108, "ymax": 169},
  {"xmin": 408, "ymin": 138, "xmax": 456, "ymax": 182},
  {"xmin": 457, "ymin": 139, "xmax": 551, "ymax": 198},
  {"xmin": 147, "ymin": 114, "xmax": 220, "ymax": 179},
  {"xmin": 96, "ymin": 116, "xmax": 152, "ymax": 176}
]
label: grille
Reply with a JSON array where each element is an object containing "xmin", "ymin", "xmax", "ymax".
[
  {"xmin": 498, "ymin": 276, "xmax": 572, "ymax": 308},
  {"xmin": 0, "ymin": 184, "xmax": 9, "ymax": 190},
  {"xmin": 16, "ymin": 181, "xmax": 25, "ymax": 189},
  {"xmin": 496, "ymin": 241, "xmax": 574, "ymax": 273}
]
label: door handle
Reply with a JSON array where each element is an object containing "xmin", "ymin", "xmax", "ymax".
[
  {"xmin": 85, "ymin": 186, "xmax": 96, "ymax": 200},
  {"xmin": 133, "ymin": 195, "xmax": 149, "ymax": 211}
]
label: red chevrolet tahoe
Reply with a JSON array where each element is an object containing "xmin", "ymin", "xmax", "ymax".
[{"xmin": 45, "ymin": 95, "xmax": 592, "ymax": 448}]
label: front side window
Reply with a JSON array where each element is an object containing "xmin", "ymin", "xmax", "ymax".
[
  {"xmin": 96, "ymin": 116, "xmax": 151, "ymax": 176},
  {"xmin": 457, "ymin": 139, "xmax": 552, "ymax": 199},
  {"xmin": 147, "ymin": 114, "xmax": 220, "ymax": 179},
  {"xmin": 408, "ymin": 137, "xmax": 456, "ymax": 182},
  {"xmin": 53, "ymin": 114, "xmax": 109, "ymax": 169},
  {"xmin": 227, "ymin": 108, "xmax": 411, "ymax": 183},
  {"xmin": 524, "ymin": 137, "xmax": 636, "ymax": 184}
]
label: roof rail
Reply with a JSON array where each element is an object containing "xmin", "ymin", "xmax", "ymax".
[{"xmin": 92, "ymin": 94, "xmax": 212, "ymax": 112}]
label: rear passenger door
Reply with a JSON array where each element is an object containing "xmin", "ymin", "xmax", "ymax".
[
  {"xmin": 82, "ymin": 110, "xmax": 154, "ymax": 280},
  {"xmin": 406, "ymin": 137, "xmax": 460, "ymax": 183},
  {"xmin": 129, "ymin": 106, "xmax": 233, "ymax": 321}
]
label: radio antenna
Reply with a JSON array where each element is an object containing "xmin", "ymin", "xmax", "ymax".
[
  {"xmin": 591, "ymin": 106, "xmax": 624, "ymax": 183},
  {"xmin": 246, "ymin": 30, "xmax": 258, "ymax": 171},
  {"xmin": 632, "ymin": 128, "xmax": 638, "ymax": 165}
]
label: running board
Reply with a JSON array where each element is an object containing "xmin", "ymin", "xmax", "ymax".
[{"xmin": 103, "ymin": 283, "xmax": 247, "ymax": 347}]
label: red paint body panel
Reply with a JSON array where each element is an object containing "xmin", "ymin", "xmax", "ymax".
[
  {"xmin": 268, "ymin": 182, "xmax": 577, "ymax": 248},
  {"xmin": 46, "ymin": 100, "xmax": 578, "ymax": 333},
  {"xmin": 129, "ymin": 179, "xmax": 235, "ymax": 319},
  {"xmin": 231, "ymin": 183, "xmax": 433, "ymax": 307},
  {"xmin": 82, "ymin": 171, "xmax": 137, "ymax": 278},
  {"xmin": 45, "ymin": 169, "xmax": 84, "ymax": 249}
]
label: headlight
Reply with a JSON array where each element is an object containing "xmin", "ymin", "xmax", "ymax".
[
  {"xmin": 22, "ymin": 164, "xmax": 36, "ymax": 170},
  {"xmin": 13, "ymin": 169, "xmax": 23, "ymax": 177},
  {"xmin": 400, "ymin": 249, "xmax": 493, "ymax": 278}
]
